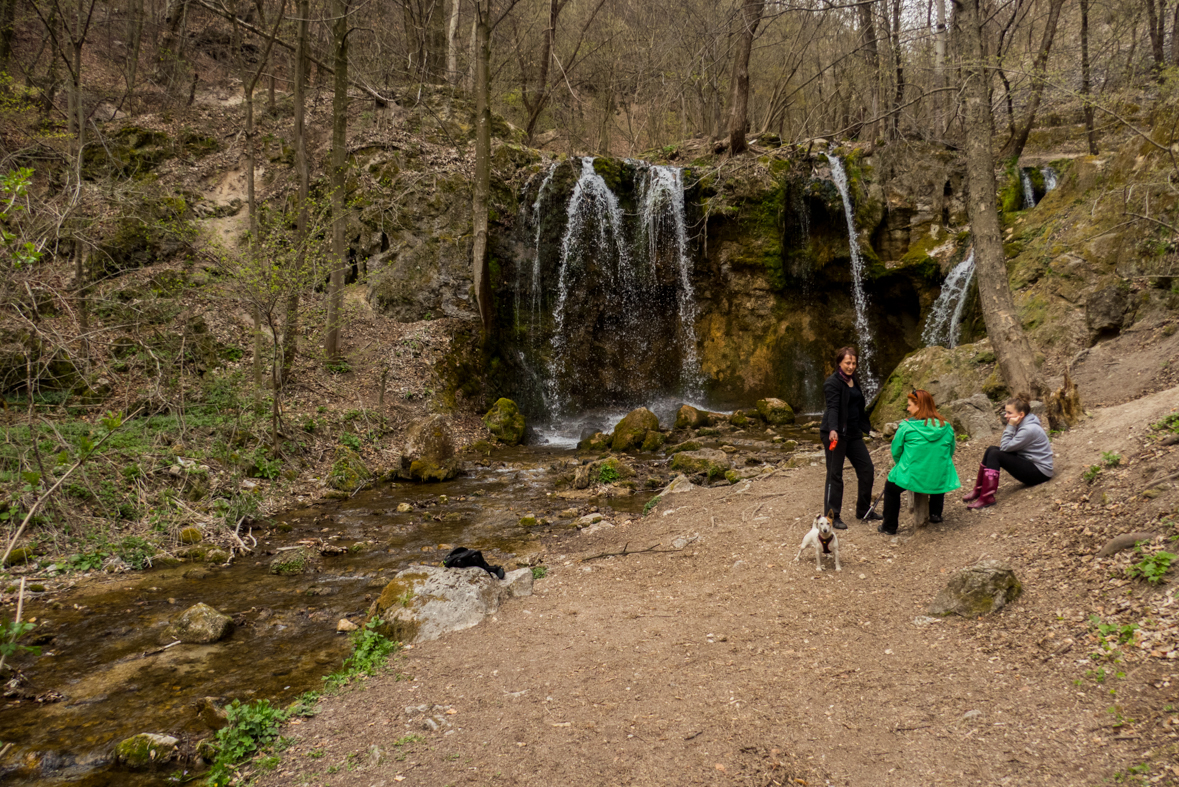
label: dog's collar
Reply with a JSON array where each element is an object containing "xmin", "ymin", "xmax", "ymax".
[{"xmin": 818, "ymin": 532, "xmax": 835, "ymax": 553}]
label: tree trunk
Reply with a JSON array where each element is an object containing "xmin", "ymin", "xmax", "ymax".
[
  {"xmin": 858, "ymin": 0, "xmax": 880, "ymax": 141},
  {"xmin": 75, "ymin": 243, "xmax": 89, "ymax": 372},
  {"xmin": 325, "ymin": 0, "xmax": 349, "ymax": 362},
  {"xmin": 446, "ymin": 0, "xmax": 460, "ymax": 85},
  {"xmin": 471, "ymin": 0, "xmax": 492, "ymax": 333},
  {"xmin": 1081, "ymin": 0, "xmax": 1098, "ymax": 154},
  {"xmin": 122, "ymin": 0, "xmax": 144, "ymax": 112},
  {"xmin": 0, "ymin": 0, "xmax": 14, "ymax": 67},
  {"xmin": 889, "ymin": 0, "xmax": 904, "ymax": 139},
  {"xmin": 727, "ymin": 0, "xmax": 762, "ymax": 155},
  {"xmin": 284, "ymin": 0, "xmax": 310, "ymax": 382},
  {"xmin": 1146, "ymin": 0, "xmax": 1166, "ymax": 76},
  {"xmin": 1001, "ymin": 0, "xmax": 1066, "ymax": 161},
  {"xmin": 934, "ymin": 0, "xmax": 946, "ymax": 136},
  {"xmin": 959, "ymin": 0, "xmax": 1043, "ymax": 399}
]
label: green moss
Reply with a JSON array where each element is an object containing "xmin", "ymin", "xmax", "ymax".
[
  {"xmin": 483, "ymin": 398, "xmax": 525, "ymax": 445},
  {"xmin": 640, "ymin": 430, "xmax": 665, "ymax": 452},
  {"xmin": 328, "ymin": 448, "xmax": 372, "ymax": 492},
  {"xmin": 591, "ymin": 157, "xmax": 624, "ymax": 193}
]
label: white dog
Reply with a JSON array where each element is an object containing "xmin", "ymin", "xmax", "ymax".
[{"xmin": 794, "ymin": 510, "xmax": 841, "ymax": 572}]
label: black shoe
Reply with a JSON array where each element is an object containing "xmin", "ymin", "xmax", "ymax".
[
  {"xmin": 861, "ymin": 511, "xmax": 883, "ymax": 522},
  {"xmin": 832, "ymin": 517, "xmax": 848, "ymax": 530},
  {"xmin": 495, "ymin": 566, "xmax": 506, "ymax": 580},
  {"xmin": 877, "ymin": 524, "xmax": 898, "ymax": 535},
  {"xmin": 928, "ymin": 514, "xmax": 943, "ymax": 524}
]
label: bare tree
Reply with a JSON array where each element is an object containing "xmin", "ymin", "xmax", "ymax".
[
  {"xmin": 325, "ymin": 0, "xmax": 353, "ymax": 362},
  {"xmin": 1001, "ymin": 0, "xmax": 1066, "ymax": 160},
  {"xmin": 727, "ymin": 0, "xmax": 763, "ymax": 154}
]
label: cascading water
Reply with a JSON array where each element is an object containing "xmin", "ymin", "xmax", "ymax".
[
  {"xmin": 526, "ymin": 161, "xmax": 558, "ymax": 347},
  {"xmin": 826, "ymin": 154, "xmax": 879, "ymax": 401},
  {"xmin": 1042, "ymin": 166, "xmax": 1058, "ymax": 192},
  {"xmin": 640, "ymin": 164, "xmax": 703, "ymax": 401},
  {"xmin": 1021, "ymin": 169, "xmax": 1035, "ymax": 208},
  {"xmin": 921, "ymin": 249, "xmax": 976, "ymax": 348}
]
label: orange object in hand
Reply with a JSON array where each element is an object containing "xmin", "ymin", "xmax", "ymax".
[{"xmin": 829, "ymin": 437, "xmax": 838, "ymax": 451}]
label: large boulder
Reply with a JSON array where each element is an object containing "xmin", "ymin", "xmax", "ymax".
[
  {"xmin": 927, "ymin": 560, "xmax": 1022, "ymax": 618},
  {"xmin": 161, "ymin": 603, "xmax": 233, "ymax": 644},
  {"xmin": 941, "ymin": 393, "xmax": 1000, "ymax": 441},
  {"xmin": 872, "ymin": 341, "xmax": 998, "ymax": 430},
  {"xmin": 611, "ymin": 408, "xmax": 660, "ymax": 451},
  {"xmin": 675, "ymin": 405, "xmax": 710, "ymax": 429},
  {"xmin": 483, "ymin": 398, "xmax": 526, "ymax": 445},
  {"xmin": 755, "ymin": 397, "xmax": 795, "ymax": 425},
  {"xmin": 398, "ymin": 415, "xmax": 461, "ymax": 482},
  {"xmin": 370, "ymin": 565, "xmax": 507, "ymax": 643},
  {"xmin": 114, "ymin": 733, "xmax": 179, "ymax": 768}
]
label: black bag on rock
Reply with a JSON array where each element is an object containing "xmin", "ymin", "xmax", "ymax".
[{"xmin": 442, "ymin": 547, "xmax": 505, "ymax": 580}]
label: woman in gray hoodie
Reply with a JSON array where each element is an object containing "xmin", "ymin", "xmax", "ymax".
[{"xmin": 963, "ymin": 395, "xmax": 1053, "ymax": 510}]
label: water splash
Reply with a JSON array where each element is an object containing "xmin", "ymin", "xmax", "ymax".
[
  {"xmin": 1042, "ymin": 166, "xmax": 1058, "ymax": 192},
  {"xmin": 547, "ymin": 157, "xmax": 633, "ymax": 412},
  {"xmin": 921, "ymin": 249, "xmax": 976, "ymax": 348},
  {"xmin": 826, "ymin": 154, "xmax": 878, "ymax": 401},
  {"xmin": 1020, "ymin": 169, "xmax": 1035, "ymax": 209},
  {"xmin": 640, "ymin": 164, "xmax": 703, "ymax": 400}
]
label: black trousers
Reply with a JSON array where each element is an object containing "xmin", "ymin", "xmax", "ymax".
[
  {"xmin": 823, "ymin": 436, "xmax": 874, "ymax": 519},
  {"xmin": 983, "ymin": 446, "xmax": 1050, "ymax": 486},
  {"xmin": 881, "ymin": 479, "xmax": 944, "ymax": 533}
]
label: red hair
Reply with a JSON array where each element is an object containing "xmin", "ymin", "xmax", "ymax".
[{"xmin": 908, "ymin": 389, "xmax": 947, "ymax": 426}]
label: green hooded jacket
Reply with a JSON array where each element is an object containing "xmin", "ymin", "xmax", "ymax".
[{"xmin": 887, "ymin": 417, "xmax": 961, "ymax": 494}]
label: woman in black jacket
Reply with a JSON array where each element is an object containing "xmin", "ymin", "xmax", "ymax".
[{"xmin": 820, "ymin": 346, "xmax": 880, "ymax": 529}]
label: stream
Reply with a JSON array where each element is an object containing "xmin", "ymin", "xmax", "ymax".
[{"xmin": 0, "ymin": 421, "xmax": 819, "ymax": 786}]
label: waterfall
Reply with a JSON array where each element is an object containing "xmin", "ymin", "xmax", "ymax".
[
  {"xmin": 547, "ymin": 157, "xmax": 635, "ymax": 412},
  {"xmin": 528, "ymin": 161, "xmax": 558, "ymax": 345},
  {"xmin": 1020, "ymin": 169, "xmax": 1035, "ymax": 209},
  {"xmin": 826, "ymin": 154, "xmax": 878, "ymax": 401},
  {"xmin": 921, "ymin": 250, "xmax": 976, "ymax": 349},
  {"xmin": 1042, "ymin": 166, "xmax": 1058, "ymax": 193},
  {"xmin": 640, "ymin": 164, "xmax": 703, "ymax": 400}
]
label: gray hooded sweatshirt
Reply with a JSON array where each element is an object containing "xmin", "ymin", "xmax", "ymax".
[{"xmin": 999, "ymin": 413, "xmax": 1054, "ymax": 478}]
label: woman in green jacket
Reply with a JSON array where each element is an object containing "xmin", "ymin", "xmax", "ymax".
[{"xmin": 878, "ymin": 389, "xmax": 961, "ymax": 535}]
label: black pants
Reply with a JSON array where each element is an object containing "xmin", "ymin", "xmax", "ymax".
[
  {"xmin": 881, "ymin": 479, "xmax": 944, "ymax": 533},
  {"xmin": 823, "ymin": 436, "xmax": 874, "ymax": 519},
  {"xmin": 983, "ymin": 446, "xmax": 1050, "ymax": 486}
]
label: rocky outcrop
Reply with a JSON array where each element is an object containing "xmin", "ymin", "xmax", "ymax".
[
  {"xmin": 872, "ymin": 341, "xmax": 1000, "ymax": 429},
  {"xmin": 1086, "ymin": 286, "xmax": 1132, "ymax": 343},
  {"xmin": 161, "ymin": 602, "xmax": 233, "ymax": 644},
  {"xmin": 927, "ymin": 560, "xmax": 1022, "ymax": 617},
  {"xmin": 370, "ymin": 565, "xmax": 508, "ymax": 643},
  {"xmin": 676, "ymin": 405, "xmax": 710, "ymax": 429},
  {"xmin": 483, "ymin": 398, "xmax": 526, "ymax": 445},
  {"xmin": 941, "ymin": 393, "xmax": 1000, "ymax": 440},
  {"xmin": 398, "ymin": 415, "xmax": 461, "ymax": 482}
]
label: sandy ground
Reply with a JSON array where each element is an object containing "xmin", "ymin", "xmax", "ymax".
[{"xmin": 249, "ymin": 387, "xmax": 1179, "ymax": 787}]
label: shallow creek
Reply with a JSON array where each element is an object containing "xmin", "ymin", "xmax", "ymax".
[{"xmin": 0, "ymin": 426, "xmax": 818, "ymax": 786}]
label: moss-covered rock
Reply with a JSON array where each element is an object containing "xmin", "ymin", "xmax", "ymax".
[
  {"xmin": 667, "ymin": 440, "xmax": 702, "ymax": 455},
  {"xmin": 611, "ymin": 408, "xmax": 660, "ymax": 451},
  {"xmin": 927, "ymin": 560, "xmax": 1022, "ymax": 617},
  {"xmin": 179, "ymin": 527, "xmax": 203, "ymax": 545},
  {"xmin": 669, "ymin": 449, "xmax": 731, "ymax": 480},
  {"xmin": 161, "ymin": 602, "xmax": 233, "ymax": 644},
  {"xmin": 397, "ymin": 415, "xmax": 461, "ymax": 482},
  {"xmin": 675, "ymin": 405, "xmax": 710, "ymax": 429},
  {"xmin": 483, "ymin": 398, "xmax": 526, "ymax": 445},
  {"xmin": 577, "ymin": 432, "xmax": 612, "ymax": 451},
  {"xmin": 114, "ymin": 733, "xmax": 179, "ymax": 769},
  {"xmin": 2, "ymin": 547, "xmax": 33, "ymax": 566},
  {"xmin": 269, "ymin": 547, "xmax": 317, "ymax": 576},
  {"xmin": 871, "ymin": 341, "xmax": 998, "ymax": 430},
  {"xmin": 729, "ymin": 410, "xmax": 749, "ymax": 427},
  {"xmin": 640, "ymin": 430, "xmax": 666, "ymax": 452},
  {"xmin": 328, "ymin": 447, "xmax": 372, "ymax": 492},
  {"xmin": 755, "ymin": 397, "xmax": 796, "ymax": 425}
]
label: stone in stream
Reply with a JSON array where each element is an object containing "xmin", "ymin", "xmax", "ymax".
[
  {"xmin": 927, "ymin": 560, "xmax": 1022, "ymax": 618},
  {"xmin": 755, "ymin": 397, "xmax": 795, "ymax": 425},
  {"xmin": 611, "ymin": 407, "xmax": 660, "ymax": 451},
  {"xmin": 114, "ymin": 733, "xmax": 179, "ymax": 768},
  {"xmin": 370, "ymin": 565, "xmax": 510, "ymax": 644},
  {"xmin": 675, "ymin": 404, "xmax": 710, "ymax": 429},
  {"xmin": 268, "ymin": 547, "xmax": 318, "ymax": 576},
  {"xmin": 483, "ymin": 398, "xmax": 526, "ymax": 445},
  {"xmin": 162, "ymin": 602, "xmax": 234, "ymax": 644},
  {"xmin": 397, "ymin": 414, "xmax": 461, "ymax": 482}
]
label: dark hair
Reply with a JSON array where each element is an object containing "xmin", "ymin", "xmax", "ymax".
[
  {"xmin": 1004, "ymin": 395, "xmax": 1031, "ymax": 415},
  {"xmin": 907, "ymin": 389, "xmax": 946, "ymax": 426},
  {"xmin": 834, "ymin": 346, "xmax": 858, "ymax": 365}
]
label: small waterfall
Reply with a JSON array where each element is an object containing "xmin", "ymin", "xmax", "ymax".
[
  {"xmin": 1042, "ymin": 166, "xmax": 1058, "ymax": 192},
  {"xmin": 640, "ymin": 164, "xmax": 703, "ymax": 400},
  {"xmin": 826, "ymin": 154, "xmax": 878, "ymax": 401},
  {"xmin": 547, "ymin": 157, "xmax": 634, "ymax": 412},
  {"xmin": 1020, "ymin": 169, "xmax": 1035, "ymax": 209},
  {"xmin": 921, "ymin": 250, "xmax": 976, "ymax": 348},
  {"xmin": 528, "ymin": 161, "xmax": 558, "ymax": 345}
]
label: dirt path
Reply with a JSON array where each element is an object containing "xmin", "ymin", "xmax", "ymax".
[{"xmin": 253, "ymin": 389, "xmax": 1179, "ymax": 787}]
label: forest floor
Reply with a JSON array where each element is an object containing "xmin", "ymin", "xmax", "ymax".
[{"xmin": 246, "ymin": 386, "xmax": 1179, "ymax": 787}]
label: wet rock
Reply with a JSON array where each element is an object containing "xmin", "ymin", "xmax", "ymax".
[
  {"xmin": 398, "ymin": 415, "xmax": 461, "ymax": 482},
  {"xmin": 942, "ymin": 393, "xmax": 1000, "ymax": 440},
  {"xmin": 577, "ymin": 431, "xmax": 612, "ymax": 451},
  {"xmin": 483, "ymin": 398, "xmax": 526, "ymax": 445},
  {"xmin": 179, "ymin": 527, "xmax": 203, "ymax": 545},
  {"xmin": 503, "ymin": 567, "xmax": 534, "ymax": 597},
  {"xmin": 641, "ymin": 430, "xmax": 665, "ymax": 452},
  {"xmin": 755, "ymin": 398, "xmax": 795, "ymax": 425},
  {"xmin": 337, "ymin": 618, "xmax": 360, "ymax": 633},
  {"xmin": 518, "ymin": 515, "xmax": 538, "ymax": 527},
  {"xmin": 927, "ymin": 560, "xmax": 1022, "ymax": 618},
  {"xmin": 114, "ymin": 733, "xmax": 179, "ymax": 768},
  {"xmin": 268, "ymin": 547, "xmax": 318, "ymax": 576},
  {"xmin": 370, "ymin": 565, "xmax": 508, "ymax": 643},
  {"xmin": 195, "ymin": 737, "xmax": 219, "ymax": 762},
  {"xmin": 195, "ymin": 698, "xmax": 228, "ymax": 731},
  {"xmin": 396, "ymin": 502, "xmax": 413, "ymax": 512},
  {"xmin": 667, "ymin": 440, "xmax": 702, "ymax": 455},
  {"xmin": 205, "ymin": 548, "xmax": 230, "ymax": 564},
  {"xmin": 663, "ymin": 474, "xmax": 695, "ymax": 494},
  {"xmin": 611, "ymin": 408, "xmax": 660, "ymax": 451},
  {"xmin": 729, "ymin": 410, "xmax": 749, "ymax": 427},
  {"xmin": 675, "ymin": 405, "xmax": 710, "ymax": 429},
  {"xmin": 328, "ymin": 447, "xmax": 372, "ymax": 492},
  {"xmin": 163, "ymin": 602, "xmax": 233, "ymax": 644}
]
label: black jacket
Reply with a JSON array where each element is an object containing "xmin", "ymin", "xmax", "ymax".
[{"xmin": 819, "ymin": 371, "xmax": 872, "ymax": 438}]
